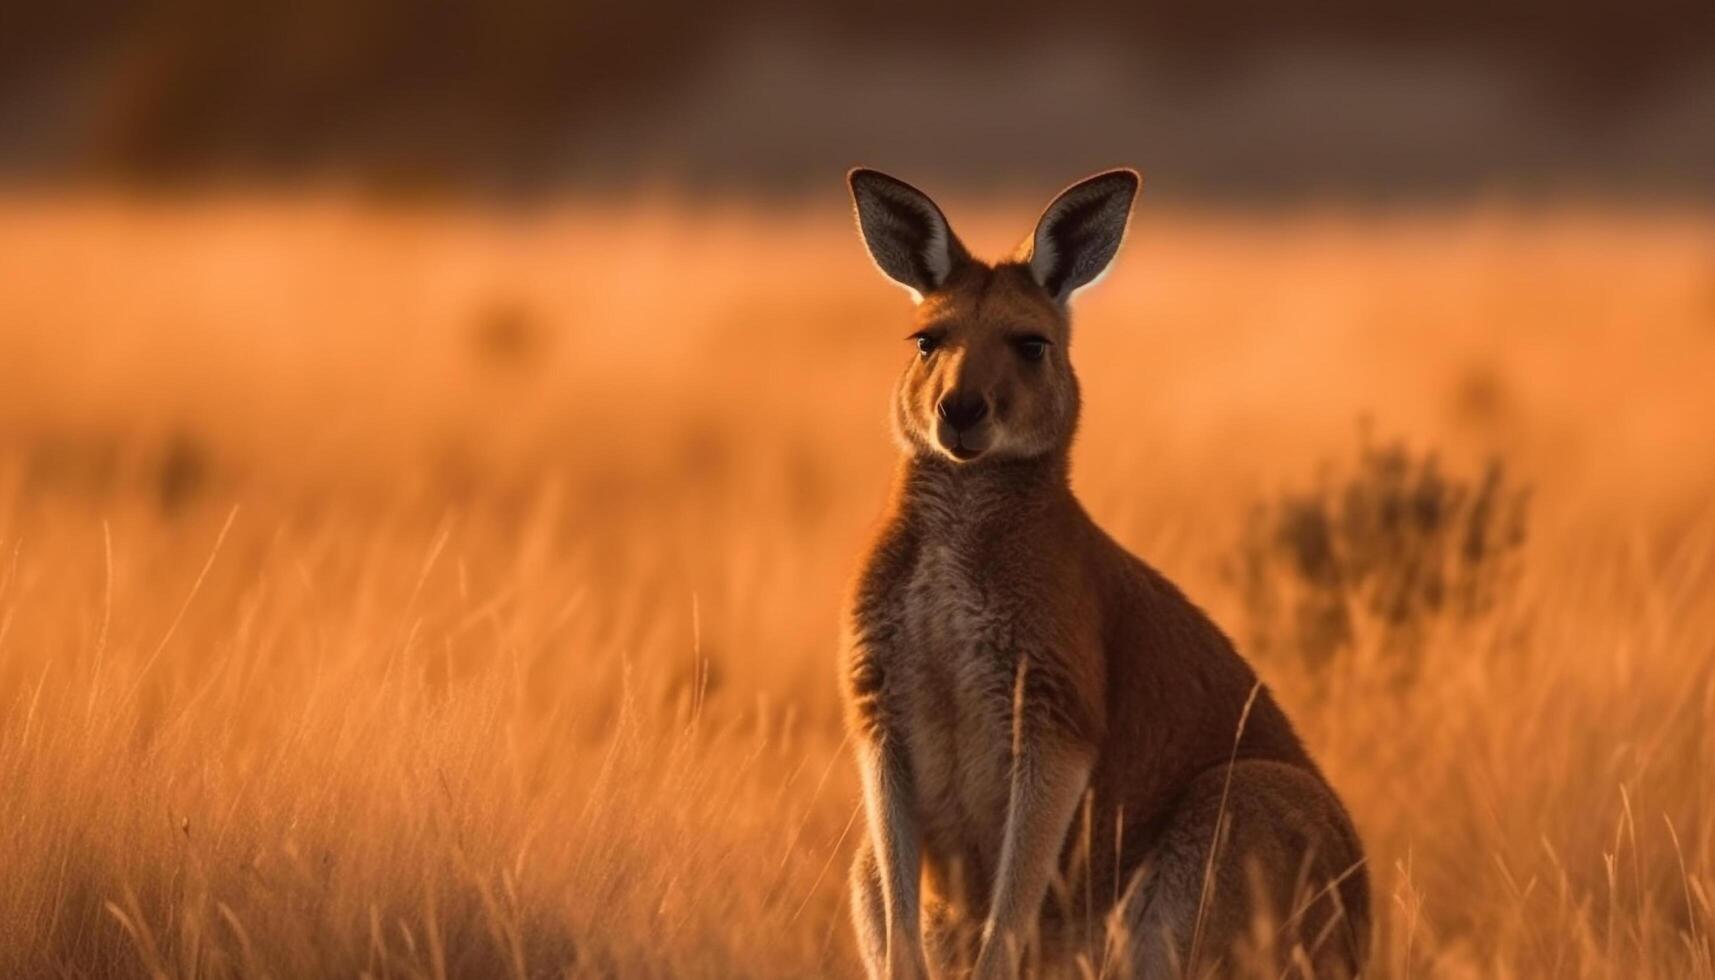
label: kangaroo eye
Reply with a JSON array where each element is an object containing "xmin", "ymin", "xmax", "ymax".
[
  {"xmin": 915, "ymin": 334, "xmax": 940, "ymax": 358},
  {"xmin": 1016, "ymin": 338, "xmax": 1049, "ymax": 362}
]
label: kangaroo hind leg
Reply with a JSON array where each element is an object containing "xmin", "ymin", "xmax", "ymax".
[{"xmin": 1109, "ymin": 761, "xmax": 1370, "ymax": 979}]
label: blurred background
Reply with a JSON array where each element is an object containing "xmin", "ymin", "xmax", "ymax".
[
  {"xmin": 5, "ymin": 0, "xmax": 1712, "ymax": 506},
  {"xmin": 5, "ymin": 0, "xmax": 1715, "ymax": 199}
]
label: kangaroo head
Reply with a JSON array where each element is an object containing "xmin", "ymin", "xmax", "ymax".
[{"xmin": 848, "ymin": 168, "xmax": 1139, "ymax": 465}]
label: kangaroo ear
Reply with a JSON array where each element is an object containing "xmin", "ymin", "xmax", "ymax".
[
  {"xmin": 1017, "ymin": 169, "xmax": 1140, "ymax": 303},
  {"xmin": 848, "ymin": 168, "xmax": 971, "ymax": 301}
]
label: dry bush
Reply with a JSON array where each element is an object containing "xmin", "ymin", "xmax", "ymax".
[{"xmin": 1228, "ymin": 431, "xmax": 1529, "ymax": 680}]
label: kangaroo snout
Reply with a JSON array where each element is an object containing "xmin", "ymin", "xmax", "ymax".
[
  {"xmin": 936, "ymin": 390, "xmax": 989, "ymax": 429},
  {"xmin": 935, "ymin": 390, "xmax": 991, "ymax": 459}
]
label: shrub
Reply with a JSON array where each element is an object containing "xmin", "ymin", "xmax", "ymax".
[{"xmin": 1227, "ymin": 430, "xmax": 1529, "ymax": 679}]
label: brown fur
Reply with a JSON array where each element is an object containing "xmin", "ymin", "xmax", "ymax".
[{"xmin": 840, "ymin": 171, "xmax": 1370, "ymax": 979}]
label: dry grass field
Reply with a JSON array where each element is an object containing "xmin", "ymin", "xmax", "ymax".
[{"xmin": 0, "ymin": 192, "xmax": 1712, "ymax": 978}]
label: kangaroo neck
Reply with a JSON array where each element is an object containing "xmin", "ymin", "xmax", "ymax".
[{"xmin": 891, "ymin": 448, "xmax": 1076, "ymax": 536}]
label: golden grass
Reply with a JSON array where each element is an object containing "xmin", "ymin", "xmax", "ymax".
[{"xmin": 0, "ymin": 192, "xmax": 1712, "ymax": 978}]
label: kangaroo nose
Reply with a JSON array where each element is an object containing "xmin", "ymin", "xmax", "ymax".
[{"xmin": 936, "ymin": 391, "xmax": 989, "ymax": 430}]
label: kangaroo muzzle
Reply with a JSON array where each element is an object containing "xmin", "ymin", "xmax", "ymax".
[{"xmin": 935, "ymin": 390, "xmax": 993, "ymax": 460}]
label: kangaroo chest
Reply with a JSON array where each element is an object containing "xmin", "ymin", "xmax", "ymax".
[{"xmin": 893, "ymin": 539, "xmax": 1026, "ymax": 878}]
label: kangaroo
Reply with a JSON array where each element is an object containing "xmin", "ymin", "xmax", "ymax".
[{"xmin": 839, "ymin": 169, "xmax": 1370, "ymax": 980}]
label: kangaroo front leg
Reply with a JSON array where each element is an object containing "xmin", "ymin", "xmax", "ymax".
[
  {"xmin": 972, "ymin": 736, "xmax": 1094, "ymax": 980},
  {"xmin": 850, "ymin": 839, "xmax": 888, "ymax": 974},
  {"xmin": 855, "ymin": 736, "xmax": 931, "ymax": 980}
]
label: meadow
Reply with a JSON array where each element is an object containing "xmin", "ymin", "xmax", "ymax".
[{"xmin": 0, "ymin": 191, "xmax": 1711, "ymax": 978}]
